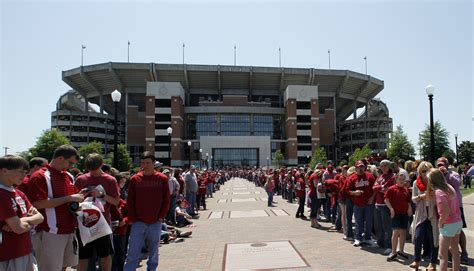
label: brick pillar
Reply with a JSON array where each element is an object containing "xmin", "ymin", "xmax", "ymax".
[
  {"xmin": 285, "ymin": 98, "xmax": 297, "ymax": 165},
  {"xmin": 171, "ymin": 96, "xmax": 184, "ymax": 165},
  {"xmin": 311, "ymin": 98, "xmax": 321, "ymax": 151},
  {"xmin": 145, "ymin": 96, "xmax": 155, "ymax": 153}
]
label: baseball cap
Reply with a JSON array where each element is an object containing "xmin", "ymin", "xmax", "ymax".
[
  {"xmin": 162, "ymin": 169, "xmax": 170, "ymax": 174},
  {"xmin": 154, "ymin": 161, "xmax": 163, "ymax": 168},
  {"xmin": 355, "ymin": 160, "xmax": 365, "ymax": 168},
  {"xmin": 398, "ymin": 169, "xmax": 410, "ymax": 181}
]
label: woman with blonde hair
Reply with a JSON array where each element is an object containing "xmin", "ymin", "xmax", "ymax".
[
  {"xmin": 410, "ymin": 162, "xmax": 438, "ymax": 270},
  {"xmin": 429, "ymin": 168, "xmax": 462, "ymax": 271}
]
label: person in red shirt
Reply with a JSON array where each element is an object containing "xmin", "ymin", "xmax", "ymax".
[
  {"xmin": 124, "ymin": 151, "xmax": 170, "ymax": 271},
  {"xmin": 308, "ymin": 169, "xmax": 323, "ymax": 228},
  {"xmin": 16, "ymin": 157, "xmax": 48, "ymax": 198},
  {"xmin": 295, "ymin": 170, "xmax": 306, "ymax": 219},
  {"xmin": 74, "ymin": 153, "xmax": 120, "ymax": 271},
  {"xmin": 0, "ymin": 155, "xmax": 44, "ymax": 270},
  {"xmin": 28, "ymin": 145, "xmax": 85, "ymax": 271},
  {"xmin": 196, "ymin": 172, "xmax": 207, "ymax": 210},
  {"xmin": 372, "ymin": 159, "xmax": 396, "ymax": 254},
  {"xmin": 111, "ymin": 173, "xmax": 129, "ymax": 271},
  {"xmin": 344, "ymin": 160, "xmax": 376, "ymax": 246},
  {"xmin": 385, "ymin": 170, "xmax": 412, "ymax": 261}
]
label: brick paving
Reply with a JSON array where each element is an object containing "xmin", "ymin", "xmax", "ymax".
[{"xmin": 137, "ymin": 178, "xmax": 474, "ymax": 271}]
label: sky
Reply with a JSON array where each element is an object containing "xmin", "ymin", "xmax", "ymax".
[{"xmin": 1, "ymin": 0, "xmax": 473, "ymax": 156}]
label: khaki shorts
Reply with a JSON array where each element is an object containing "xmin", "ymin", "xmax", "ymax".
[
  {"xmin": 0, "ymin": 253, "xmax": 37, "ymax": 271},
  {"xmin": 32, "ymin": 231, "xmax": 78, "ymax": 270}
]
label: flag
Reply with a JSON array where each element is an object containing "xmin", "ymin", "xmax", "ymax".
[{"xmin": 82, "ymin": 45, "xmax": 86, "ymax": 49}]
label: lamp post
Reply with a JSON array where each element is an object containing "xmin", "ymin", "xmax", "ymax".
[
  {"xmin": 454, "ymin": 133, "xmax": 459, "ymax": 163},
  {"xmin": 187, "ymin": 141, "xmax": 192, "ymax": 168},
  {"xmin": 210, "ymin": 155, "xmax": 213, "ymax": 169},
  {"xmin": 111, "ymin": 90, "xmax": 122, "ymax": 169},
  {"xmin": 266, "ymin": 157, "xmax": 270, "ymax": 169},
  {"xmin": 199, "ymin": 148, "xmax": 203, "ymax": 169},
  {"xmin": 206, "ymin": 153, "xmax": 209, "ymax": 169},
  {"xmin": 167, "ymin": 127, "xmax": 173, "ymax": 166},
  {"xmin": 426, "ymin": 84, "xmax": 435, "ymax": 165}
]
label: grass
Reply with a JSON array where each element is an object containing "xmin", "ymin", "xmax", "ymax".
[{"xmin": 461, "ymin": 187, "xmax": 474, "ymax": 198}]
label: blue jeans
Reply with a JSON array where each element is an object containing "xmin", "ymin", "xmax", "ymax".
[
  {"xmin": 335, "ymin": 204, "xmax": 342, "ymax": 230},
  {"xmin": 414, "ymin": 220, "xmax": 439, "ymax": 263},
  {"xmin": 345, "ymin": 199, "xmax": 354, "ymax": 238},
  {"xmin": 206, "ymin": 183, "xmax": 213, "ymax": 197},
  {"xmin": 267, "ymin": 191, "xmax": 274, "ymax": 206},
  {"xmin": 186, "ymin": 192, "xmax": 197, "ymax": 216},
  {"xmin": 124, "ymin": 220, "xmax": 162, "ymax": 271},
  {"xmin": 310, "ymin": 194, "xmax": 318, "ymax": 219},
  {"xmin": 354, "ymin": 204, "xmax": 374, "ymax": 241},
  {"xmin": 374, "ymin": 205, "xmax": 392, "ymax": 248},
  {"xmin": 166, "ymin": 195, "xmax": 177, "ymax": 224}
]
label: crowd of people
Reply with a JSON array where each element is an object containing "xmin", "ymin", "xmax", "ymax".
[
  {"xmin": 0, "ymin": 143, "xmax": 473, "ymax": 271},
  {"xmin": 243, "ymin": 158, "xmax": 473, "ymax": 271}
]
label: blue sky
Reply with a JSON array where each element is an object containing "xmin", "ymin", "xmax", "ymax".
[{"xmin": 1, "ymin": 0, "xmax": 472, "ymax": 156}]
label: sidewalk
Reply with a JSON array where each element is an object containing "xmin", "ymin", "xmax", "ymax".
[{"xmin": 144, "ymin": 178, "xmax": 474, "ymax": 270}]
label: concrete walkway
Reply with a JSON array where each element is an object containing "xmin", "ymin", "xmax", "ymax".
[{"xmin": 145, "ymin": 178, "xmax": 474, "ymax": 270}]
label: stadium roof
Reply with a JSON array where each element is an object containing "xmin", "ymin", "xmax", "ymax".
[{"xmin": 62, "ymin": 62, "xmax": 384, "ymax": 121}]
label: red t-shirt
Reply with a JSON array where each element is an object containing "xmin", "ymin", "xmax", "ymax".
[
  {"xmin": 125, "ymin": 171, "xmax": 170, "ymax": 224},
  {"xmin": 308, "ymin": 173, "xmax": 319, "ymax": 197},
  {"xmin": 110, "ymin": 199, "xmax": 128, "ymax": 236},
  {"xmin": 295, "ymin": 177, "xmax": 306, "ymax": 198},
  {"xmin": 28, "ymin": 165, "xmax": 77, "ymax": 234},
  {"xmin": 385, "ymin": 184, "xmax": 411, "ymax": 214},
  {"xmin": 177, "ymin": 175, "xmax": 185, "ymax": 195},
  {"xmin": 15, "ymin": 175, "xmax": 31, "ymax": 198},
  {"xmin": 0, "ymin": 186, "xmax": 33, "ymax": 261},
  {"xmin": 373, "ymin": 173, "xmax": 395, "ymax": 205},
  {"xmin": 75, "ymin": 172, "xmax": 120, "ymax": 225},
  {"xmin": 344, "ymin": 172, "xmax": 376, "ymax": 207},
  {"xmin": 197, "ymin": 177, "xmax": 207, "ymax": 195}
]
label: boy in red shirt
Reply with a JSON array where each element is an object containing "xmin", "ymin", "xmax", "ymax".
[
  {"xmin": 0, "ymin": 155, "xmax": 44, "ymax": 270},
  {"xmin": 385, "ymin": 169, "xmax": 412, "ymax": 261}
]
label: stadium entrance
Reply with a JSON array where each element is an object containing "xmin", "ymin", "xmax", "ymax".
[{"xmin": 213, "ymin": 148, "xmax": 259, "ymax": 168}]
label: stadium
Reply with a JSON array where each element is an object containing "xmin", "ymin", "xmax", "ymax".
[{"xmin": 53, "ymin": 62, "xmax": 392, "ymax": 167}]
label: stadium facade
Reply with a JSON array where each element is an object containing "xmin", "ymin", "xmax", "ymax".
[{"xmin": 53, "ymin": 62, "xmax": 392, "ymax": 167}]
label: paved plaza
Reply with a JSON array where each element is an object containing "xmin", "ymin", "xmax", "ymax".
[{"xmin": 145, "ymin": 178, "xmax": 474, "ymax": 270}]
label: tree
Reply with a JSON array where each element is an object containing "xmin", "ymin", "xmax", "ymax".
[
  {"xmin": 274, "ymin": 149, "xmax": 284, "ymax": 167},
  {"xmin": 104, "ymin": 144, "xmax": 132, "ymax": 171},
  {"xmin": 418, "ymin": 121, "xmax": 451, "ymax": 163},
  {"xmin": 387, "ymin": 125, "xmax": 416, "ymax": 161},
  {"xmin": 77, "ymin": 141, "xmax": 104, "ymax": 170},
  {"xmin": 309, "ymin": 147, "xmax": 327, "ymax": 169},
  {"xmin": 458, "ymin": 141, "xmax": 473, "ymax": 164},
  {"xmin": 29, "ymin": 129, "xmax": 70, "ymax": 161},
  {"xmin": 348, "ymin": 144, "xmax": 372, "ymax": 166}
]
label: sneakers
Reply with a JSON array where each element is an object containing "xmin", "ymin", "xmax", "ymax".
[
  {"xmin": 353, "ymin": 239, "xmax": 362, "ymax": 247},
  {"xmin": 387, "ymin": 253, "xmax": 397, "ymax": 261},
  {"xmin": 397, "ymin": 251, "xmax": 409, "ymax": 259},
  {"xmin": 461, "ymin": 251, "xmax": 469, "ymax": 264},
  {"xmin": 343, "ymin": 236, "xmax": 354, "ymax": 241},
  {"xmin": 382, "ymin": 248, "xmax": 392, "ymax": 256}
]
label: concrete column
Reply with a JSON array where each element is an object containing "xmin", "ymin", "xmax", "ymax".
[
  {"xmin": 311, "ymin": 98, "xmax": 320, "ymax": 150},
  {"xmin": 171, "ymin": 96, "xmax": 185, "ymax": 166},
  {"xmin": 285, "ymin": 98, "xmax": 297, "ymax": 165},
  {"xmin": 145, "ymin": 96, "xmax": 155, "ymax": 153}
]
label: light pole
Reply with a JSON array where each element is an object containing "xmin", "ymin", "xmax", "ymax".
[
  {"xmin": 426, "ymin": 84, "xmax": 435, "ymax": 165},
  {"xmin": 111, "ymin": 90, "xmax": 122, "ymax": 169},
  {"xmin": 3, "ymin": 147, "xmax": 9, "ymax": 155},
  {"xmin": 454, "ymin": 133, "xmax": 459, "ymax": 163},
  {"xmin": 167, "ymin": 127, "xmax": 173, "ymax": 166},
  {"xmin": 199, "ymin": 148, "xmax": 203, "ymax": 169},
  {"xmin": 206, "ymin": 153, "xmax": 209, "ymax": 169},
  {"xmin": 266, "ymin": 157, "xmax": 270, "ymax": 169},
  {"xmin": 187, "ymin": 141, "xmax": 192, "ymax": 168},
  {"xmin": 210, "ymin": 155, "xmax": 213, "ymax": 169}
]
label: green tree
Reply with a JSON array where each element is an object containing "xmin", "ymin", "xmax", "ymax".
[
  {"xmin": 29, "ymin": 129, "xmax": 70, "ymax": 161},
  {"xmin": 458, "ymin": 141, "xmax": 473, "ymax": 164},
  {"xmin": 418, "ymin": 121, "xmax": 451, "ymax": 163},
  {"xmin": 387, "ymin": 125, "xmax": 416, "ymax": 161},
  {"xmin": 309, "ymin": 147, "xmax": 327, "ymax": 169},
  {"xmin": 348, "ymin": 144, "xmax": 372, "ymax": 166},
  {"xmin": 77, "ymin": 141, "xmax": 104, "ymax": 170},
  {"xmin": 274, "ymin": 149, "xmax": 284, "ymax": 168},
  {"xmin": 104, "ymin": 144, "xmax": 132, "ymax": 171}
]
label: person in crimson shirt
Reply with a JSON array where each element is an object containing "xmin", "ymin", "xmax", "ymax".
[
  {"xmin": 0, "ymin": 155, "xmax": 44, "ymax": 271},
  {"xmin": 74, "ymin": 153, "xmax": 120, "ymax": 271},
  {"xmin": 16, "ymin": 157, "xmax": 48, "ymax": 197},
  {"xmin": 308, "ymin": 169, "xmax": 323, "ymax": 228},
  {"xmin": 344, "ymin": 160, "xmax": 376, "ymax": 246},
  {"xmin": 111, "ymin": 173, "xmax": 129, "ymax": 271},
  {"xmin": 28, "ymin": 145, "xmax": 85, "ymax": 271},
  {"xmin": 372, "ymin": 159, "xmax": 396, "ymax": 254},
  {"xmin": 385, "ymin": 170, "xmax": 413, "ymax": 261},
  {"xmin": 295, "ymin": 169, "xmax": 306, "ymax": 219},
  {"xmin": 196, "ymin": 171, "xmax": 207, "ymax": 210},
  {"xmin": 124, "ymin": 151, "xmax": 170, "ymax": 271}
]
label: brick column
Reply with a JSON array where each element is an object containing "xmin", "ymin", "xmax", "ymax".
[
  {"xmin": 171, "ymin": 96, "xmax": 184, "ymax": 165},
  {"xmin": 285, "ymin": 98, "xmax": 297, "ymax": 165},
  {"xmin": 145, "ymin": 96, "xmax": 155, "ymax": 153},
  {"xmin": 311, "ymin": 98, "xmax": 321, "ymax": 151}
]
